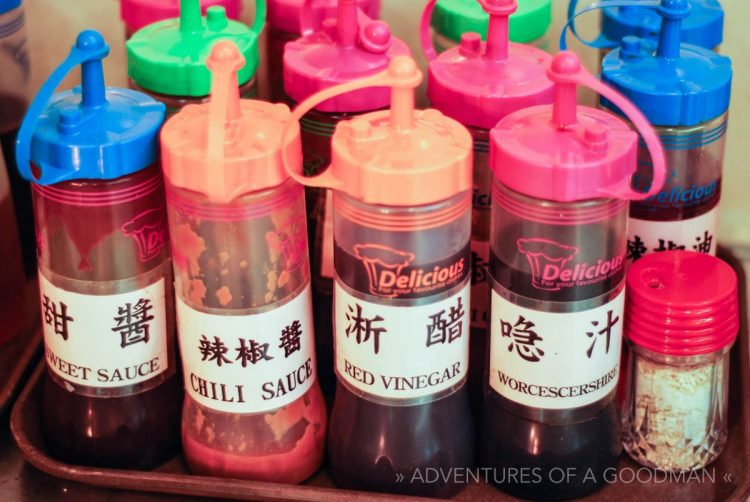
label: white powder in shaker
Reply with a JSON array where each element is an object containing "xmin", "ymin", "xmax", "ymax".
[{"xmin": 632, "ymin": 356, "xmax": 724, "ymax": 471}]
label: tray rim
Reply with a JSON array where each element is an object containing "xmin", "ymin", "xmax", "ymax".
[
  {"xmin": 9, "ymin": 247, "xmax": 750, "ymax": 502},
  {"xmin": 0, "ymin": 323, "xmax": 41, "ymax": 417}
]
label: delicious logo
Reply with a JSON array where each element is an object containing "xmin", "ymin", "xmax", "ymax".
[
  {"xmin": 353, "ymin": 244, "xmax": 467, "ymax": 298},
  {"xmin": 122, "ymin": 208, "xmax": 167, "ymax": 262},
  {"xmin": 517, "ymin": 238, "xmax": 624, "ymax": 292}
]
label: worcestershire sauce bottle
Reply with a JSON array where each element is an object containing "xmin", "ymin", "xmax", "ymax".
[
  {"xmin": 480, "ymin": 52, "xmax": 666, "ymax": 499},
  {"xmin": 16, "ymin": 30, "xmax": 180, "ymax": 469},
  {"xmin": 283, "ymin": 56, "xmax": 474, "ymax": 497}
]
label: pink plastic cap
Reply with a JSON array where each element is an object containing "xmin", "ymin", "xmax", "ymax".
[
  {"xmin": 268, "ymin": 0, "xmax": 380, "ymax": 34},
  {"xmin": 422, "ymin": 0, "xmax": 554, "ymax": 130},
  {"xmin": 626, "ymin": 251, "xmax": 739, "ymax": 356},
  {"xmin": 283, "ymin": 0, "xmax": 409, "ymax": 113},
  {"xmin": 121, "ymin": 0, "xmax": 242, "ymax": 33},
  {"xmin": 162, "ymin": 41, "xmax": 303, "ymax": 204},
  {"xmin": 490, "ymin": 51, "xmax": 666, "ymax": 202}
]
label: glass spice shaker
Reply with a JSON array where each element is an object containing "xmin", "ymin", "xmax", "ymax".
[
  {"xmin": 16, "ymin": 30, "xmax": 180, "ymax": 469},
  {"xmin": 120, "ymin": 0, "xmax": 243, "ymax": 40},
  {"xmin": 283, "ymin": 0, "xmax": 409, "ymax": 398},
  {"xmin": 421, "ymin": 0, "xmax": 553, "ymax": 410},
  {"xmin": 283, "ymin": 56, "xmax": 474, "ymax": 497},
  {"xmin": 623, "ymin": 250, "xmax": 738, "ymax": 471},
  {"xmin": 267, "ymin": 0, "xmax": 381, "ymax": 102},
  {"xmin": 429, "ymin": 0, "xmax": 552, "ymax": 54},
  {"xmin": 565, "ymin": 0, "xmax": 723, "ymax": 65},
  {"xmin": 162, "ymin": 41, "xmax": 326, "ymax": 483},
  {"xmin": 126, "ymin": 0, "xmax": 264, "ymax": 115}
]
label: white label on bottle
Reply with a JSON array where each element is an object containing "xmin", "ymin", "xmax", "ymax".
[
  {"xmin": 627, "ymin": 206, "xmax": 720, "ymax": 261},
  {"xmin": 334, "ymin": 280, "xmax": 470, "ymax": 401},
  {"xmin": 177, "ymin": 283, "xmax": 316, "ymax": 414},
  {"xmin": 320, "ymin": 190, "xmax": 335, "ymax": 279},
  {"xmin": 470, "ymin": 240, "xmax": 490, "ymax": 330},
  {"xmin": 40, "ymin": 274, "xmax": 169, "ymax": 389},
  {"xmin": 489, "ymin": 288, "xmax": 625, "ymax": 409}
]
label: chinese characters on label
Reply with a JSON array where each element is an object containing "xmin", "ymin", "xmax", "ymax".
[
  {"xmin": 197, "ymin": 321, "xmax": 304, "ymax": 367},
  {"xmin": 42, "ymin": 295, "xmax": 73, "ymax": 340},
  {"xmin": 626, "ymin": 209, "xmax": 719, "ymax": 262},
  {"xmin": 426, "ymin": 296, "xmax": 465, "ymax": 347},
  {"xmin": 345, "ymin": 303, "xmax": 387, "ymax": 355},
  {"xmin": 111, "ymin": 298, "xmax": 154, "ymax": 348}
]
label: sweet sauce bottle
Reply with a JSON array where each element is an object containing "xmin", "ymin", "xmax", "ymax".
[
  {"xmin": 480, "ymin": 51, "xmax": 666, "ymax": 499},
  {"xmin": 429, "ymin": 0, "xmax": 552, "ymax": 53},
  {"xmin": 283, "ymin": 56, "xmax": 474, "ymax": 497},
  {"xmin": 126, "ymin": 0, "xmax": 264, "ymax": 114},
  {"xmin": 598, "ymin": 0, "xmax": 732, "ymax": 261},
  {"xmin": 267, "ymin": 0, "xmax": 381, "ymax": 101},
  {"xmin": 120, "ymin": 0, "xmax": 243, "ymax": 40},
  {"xmin": 566, "ymin": 0, "xmax": 723, "ymax": 63},
  {"xmin": 16, "ymin": 30, "xmax": 180, "ymax": 469},
  {"xmin": 283, "ymin": 0, "xmax": 409, "ymax": 398},
  {"xmin": 421, "ymin": 0, "xmax": 553, "ymax": 409},
  {"xmin": 162, "ymin": 41, "xmax": 326, "ymax": 483},
  {"xmin": 0, "ymin": 0, "xmax": 34, "ymax": 276}
]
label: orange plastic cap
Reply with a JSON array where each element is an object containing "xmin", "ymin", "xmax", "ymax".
[{"xmin": 162, "ymin": 41, "xmax": 303, "ymax": 204}]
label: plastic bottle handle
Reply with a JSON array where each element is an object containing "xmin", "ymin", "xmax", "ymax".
[
  {"xmin": 561, "ymin": 0, "xmax": 661, "ymax": 51},
  {"xmin": 420, "ymin": 0, "xmax": 439, "ymax": 61},
  {"xmin": 15, "ymin": 31, "xmax": 110, "ymax": 186},
  {"xmin": 280, "ymin": 56, "xmax": 422, "ymax": 191},
  {"xmin": 551, "ymin": 54, "xmax": 666, "ymax": 200}
]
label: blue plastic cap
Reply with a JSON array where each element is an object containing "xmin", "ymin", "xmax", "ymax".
[
  {"xmin": 15, "ymin": 30, "xmax": 166, "ymax": 185},
  {"xmin": 0, "ymin": 0, "xmax": 21, "ymax": 15},
  {"xmin": 601, "ymin": 0, "xmax": 732, "ymax": 127},
  {"xmin": 602, "ymin": 0, "xmax": 723, "ymax": 50}
]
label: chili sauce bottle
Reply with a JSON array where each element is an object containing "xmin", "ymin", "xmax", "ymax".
[
  {"xmin": 162, "ymin": 41, "xmax": 326, "ymax": 483},
  {"xmin": 421, "ymin": 0, "xmax": 553, "ymax": 410},
  {"xmin": 429, "ymin": 0, "xmax": 552, "ymax": 53},
  {"xmin": 283, "ymin": 0, "xmax": 409, "ymax": 398},
  {"xmin": 120, "ymin": 0, "xmax": 242, "ymax": 40},
  {"xmin": 15, "ymin": 30, "xmax": 180, "ymax": 469},
  {"xmin": 480, "ymin": 51, "xmax": 666, "ymax": 499},
  {"xmin": 566, "ymin": 0, "xmax": 723, "ymax": 63},
  {"xmin": 126, "ymin": 0, "xmax": 264, "ymax": 114},
  {"xmin": 267, "ymin": 0, "xmax": 381, "ymax": 101},
  {"xmin": 598, "ymin": 0, "xmax": 731, "ymax": 261},
  {"xmin": 0, "ymin": 0, "xmax": 34, "ymax": 276},
  {"xmin": 283, "ymin": 56, "xmax": 474, "ymax": 497}
]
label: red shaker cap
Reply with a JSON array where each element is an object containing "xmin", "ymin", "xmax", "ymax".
[{"xmin": 626, "ymin": 250, "xmax": 739, "ymax": 356}]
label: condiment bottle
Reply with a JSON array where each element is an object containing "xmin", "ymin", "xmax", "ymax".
[
  {"xmin": 429, "ymin": 0, "xmax": 552, "ymax": 53},
  {"xmin": 267, "ymin": 0, "xmax": 381, "ymax": 101},
  {"xmin": 481, "ymin": 51, "xmax": 666, "ymax": 499},
  {"xmin": 566, "ymin": 0, "xmax": 723, "ymax": 64},
  {"xmin": 120, "ymin": 0, "xmax": 242, "ymax": 40},
  {"xmin": 0, "ymin": 0, "xmax": 34, "ymax": 276},
  {"xmin": 623, "ymin": 250, "xmax": 738, "ymax": 471},
  {"xmin": 283, "ymin": 0, "xmax": 409, "ymax": 397},
  {"xmin": 162, "ymin": 41, "xmax": 326, "ymax": 483},
  {"xmin": 599, "ymin": 0, "xmax": 731, "ymax": 261},
  {"xmin": 127, "ymin": 0, "xmax": 264, "ymax": 114},
  {"xmin": 421, "ymin": 0, "xmax": 553, "ymax": 410},
  {"xmin": 15, "ymin": 30, "xmax": 180, "ymax": 469},
  {"xmin": 0, "ymin": 150, "xmax": 27, "ymax": 346},
  {"xmin": 283, "ymin": 56, "xmax": 474, "ymax": 497}
]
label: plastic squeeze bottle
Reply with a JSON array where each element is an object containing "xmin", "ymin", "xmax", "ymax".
[
  {"xmin": 429, "ymin": 0, "xmax": 552, "ymax": 53},
  {"xmin": 283, "ymin": 55, "xmax": 474, "ymax": 497},
  {"xmin": 267, "ymin": 0, "xmax": 381, "ymax": 101},
  {"xmin": 127, "ymin": 0, "xmax": 264, "ymax": 114},
  {"xmin": 566, "ymin": 0, "xmax": 723, "ymax": 63},
  {"xmin": 421, "ymin": 0, "xmax": 553, "ymax": 409},
  {"xmin": 0, "ymin": 0, "xmax": 34, "ymax": 276},
  {"xmin": 120, "ymin": 0, "xmax": 242, "ymax": 39},
  {"xmin": 597, "ymin": 0, "xmax": 732, "ymax": 261},
  {"xmin": 162, "ymin": 41, "xmax": 326, "ymax": 483},
  {"xmin": 480, "ymin": 51, "xmax": 666, "ymax": 499},
  {"xmin": 284, "ymin": 0, "xmax": 409, "ymax": 398},
  {"xmin": 16, "ymin": 30, "xmax": 180, "ymax": 469}
]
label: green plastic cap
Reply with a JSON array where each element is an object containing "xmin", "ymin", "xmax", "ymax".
[
  {"xmin": 127, "ymin": 0, "xmax": 264, "ymax": 97},
  {"xmin": 433, "ymin": 0, "xmax": 551, "ymax": 44}
]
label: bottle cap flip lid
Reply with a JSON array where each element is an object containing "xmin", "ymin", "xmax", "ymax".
[
  {"xmin": 120, "ymin": 0, "xmax": 242, "ymax": 34},
  {"xmin": 268, "ymin": 0, "xmax": 380, "ymax": 34},
  {"xmin": 16, "ymin": 30, "xmax": 166, "ymax": 186}
]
